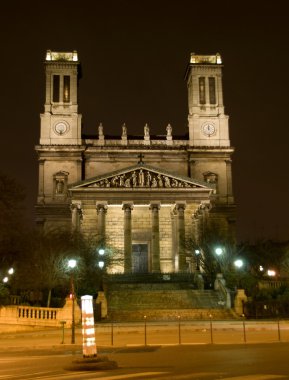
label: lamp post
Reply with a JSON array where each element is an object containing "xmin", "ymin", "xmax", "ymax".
[{"xmin": 68, "ymin": 259, "xmax": 77, "ymax": 344}]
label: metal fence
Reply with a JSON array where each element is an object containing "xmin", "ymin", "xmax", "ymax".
[{"xmin": 93, "ymin": 319, "xmax": 289, "ymax": 346}]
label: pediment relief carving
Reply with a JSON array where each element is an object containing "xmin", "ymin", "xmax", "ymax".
[{"xmin": 84, "ymin": 167, "xmax": 207, "ymax": 190}]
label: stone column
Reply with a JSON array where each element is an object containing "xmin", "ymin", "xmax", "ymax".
[
  {"xmin": 171, "ymin": 210, "xmax": 178, "ymax": 272},
  {"xmin": 96, "ymin": 203, "xmax": 107, "ymax": 243},
  {"xmin": 200, "ymin": 202, "xmax": 210, "ymax": 236},
  {"xmin": 76, "ymin": 159, "xmax": 82, "ymax": 182},
  {"xmin": 123, "ymin": 203, "xmax": 133, "ymax": 273},
  {"xmin": 216, "ymin": 73, "xmax": 224, "ymax": 108},
  {"xmin": 150, "ymin": 202, "xmax": 160, "ymax": 272},
  {"xmin": 38, "ymin": 159, "xmax": 45, "ymax": 203},
  {"xmin": 192, "ymin": 210, "xmax": 200, "ymax": 245},
  {"xmin": 176, "ymin": 202, "xmax": 186, "ymax": 272},
  {"xmin": 71, "ymin": 202, "xmax": 82, "ymax": 232},
  {"xmin": 225, "ymin": 159, "xmax": 234, "ymax": 203},
  {"xmin": 150, "ymin": 202, "xmax": 161, "ymax": 272}
]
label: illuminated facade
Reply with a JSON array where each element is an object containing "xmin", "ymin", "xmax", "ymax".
[{"xmin": 35, "ymin": 51, "xmax": 235, "ymax": 274}]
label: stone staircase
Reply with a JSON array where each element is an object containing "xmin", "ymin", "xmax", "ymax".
[{"xmin": 104, "ymin": 280, "xmax": 237, "ymax": 321}]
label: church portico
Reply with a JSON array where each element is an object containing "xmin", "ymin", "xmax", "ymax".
[{"xmin": 69, "ymin": 197, "xmax": 212, "ymax": 275}]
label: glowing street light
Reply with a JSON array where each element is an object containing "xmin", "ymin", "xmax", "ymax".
[
  {"xmin": 2, "ymin": 267, "xmax": 14, "ymax": 283},
  {"xmin": 68, "ymin": 259, "xmax": 77, "ymax": 269},
  {"xmin": 98, "ymin": 261, "xmax": 104, "ymax": 269},
  {"xmin": 234, "ymin": 259, "xmax": 244, "ymax": 269},
  {"xmin": 215, "ymin": 247, "xmax": 223, "ymax": 256},
  {"xmin": 195, "ymin": 249, "xmax": 201, "ymax": 271},
  {"xmin": 267, "ymin": 269, "xmax": 276, "ymax": 277},
  {"xmin": 98, "ymin": 249, "xmax": 105, "ymax": 256},
  {"xmin": 68, "ymin": 259, "xmax": 77, "ymax": 344}
]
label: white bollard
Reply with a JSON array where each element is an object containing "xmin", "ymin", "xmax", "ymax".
[{"xmin": 81, "ymin": 295, "xmax": 97, "ymax": 357}]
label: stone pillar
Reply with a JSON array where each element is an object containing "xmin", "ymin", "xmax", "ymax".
[
  {"xmin": 38, "ymin": 159, "xmax": 45, "ymax": 203},
  {"xmin": 76, "ymin": 159, "xmax": 82, "ymax": 182},
  {"xmin": 171, "ymin": 210, "xmax": 178, "ymax": 272},
  {"xmin": 96, "ymin": 203, "xmax": 107, "ymax": 242},
  {"xmin": 197, "ymin": 202, "xmax": 210, "ymax": 240},
  {"xmin": 96, "ymin": 291, "xmax": 108, "ymax": 319},
  {"xmin": 123, "ymin": 203, "xmax": 133, "ymax": 273},
  {"xmin": 150, "ymin": 202, "xmax": 161, "ymax": 272},
  {"xmin": 192, "ymin": 210, "xmax": 200, "ymax": 244},
  {"xmin": 176, "ymin": 202, "xmax": 186, "ymax": 272},
  {"xmin": 225, "ymin": 159, "xmax": 234, "ymax": 203},
  {"xmin": 71, "ymin": 202, "xmax": 82, "ymax": 232},
  {"xmin": 216, "ymin": 73, "xmax": 224, "ymax": 108},
  {"xmin": 234, "ymin": 289, "xmax": 247, "ymax": 316}
]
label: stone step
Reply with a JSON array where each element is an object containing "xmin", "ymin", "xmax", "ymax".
[
  {"xmin": 107, "ymin": 289, "xmax": 225, "ymax": 311},
  {"xmin": 106, "ymin": 308, "xmax": 238, "ymax": 322}
]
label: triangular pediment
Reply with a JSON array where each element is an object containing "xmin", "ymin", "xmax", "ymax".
[{"xmin": 70, "ymin": 164, "xmax": 213, "ymax": 191}]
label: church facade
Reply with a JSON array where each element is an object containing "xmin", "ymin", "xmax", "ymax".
[{"xmin": 35, "ymin": 51, "xmax": 235, "ymax": 274}]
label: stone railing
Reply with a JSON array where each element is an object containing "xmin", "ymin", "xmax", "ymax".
[
  {"xmin": 18, "ymin": 306, "xmax": 58, "ymax": 322},
  {"xmin": 0, "ymin": 297, "xmax": 81, "ymax": 329},
  {"xmin": 258, "ymin": 280, "xmax": 288, "ymax": 289}
]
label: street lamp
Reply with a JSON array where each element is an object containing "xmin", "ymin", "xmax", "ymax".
[
  {"xmin": 195, "ymin": 249, "xmax": 201, "ymax": 271},
  {"xmin": 234, "ymin": 259, "xmax": 244, "ymax": 269},
  {"xmin": 68, "ymin": 259, "xmax": 77, "ymax": 344},
  {"xmin": 98, "ymin": 248, "xmax": 106, "ymax": 269},
  {"xmin": 215, "ymin": 247, "xmax": 223, "ymax": 256},
  {"xmin": 2, "ymin": 267, "xmax": 14, "ymax": 283}
]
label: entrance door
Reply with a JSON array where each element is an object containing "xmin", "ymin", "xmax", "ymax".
[{"xmin": 132, "ymin": 243, "xmax": 149, "ymax": 273}]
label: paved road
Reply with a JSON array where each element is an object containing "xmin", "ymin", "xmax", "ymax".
[
  {"xmin": 0, "ymin": 343, "xmax": 289, "ymax": 379},
  {"xmin": 1, "ymin": 324, "xmax": 289, "ymax": 379}
]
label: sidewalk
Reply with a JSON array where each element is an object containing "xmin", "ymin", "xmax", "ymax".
[{"xmin": 0, "ymin": 327, "xmax": 83, "ymax": 351}]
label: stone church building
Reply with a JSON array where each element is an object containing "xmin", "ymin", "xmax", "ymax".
[{"xmin": 35, "ymin": 50, "xmax": 235, "ymax": 275}]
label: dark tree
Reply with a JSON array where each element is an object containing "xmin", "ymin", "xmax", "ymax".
[{"xmin": 0, "ymin": 173, "xmax": 26, "ymax": 267}]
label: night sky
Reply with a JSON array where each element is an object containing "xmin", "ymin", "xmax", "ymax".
[{"xmin": 0, "ymin": 0, "xmax": 288, "ymax": 242}]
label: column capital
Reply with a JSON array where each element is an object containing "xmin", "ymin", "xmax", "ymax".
[
  {"xmin": 175, "ymin": 201, "xmax": 186, "ymax": 212},
  {"xmin": 149, "ymin": 202, "xmax": 161, "ymax": 211},
  {"xmin": 70, "ymin": 201, "xmax": 82, "ymax": 211},
  {"xmin": 200, "ymin": 201, "xmax": 211, "ymax": 212},
  {"xmin": 96, "ymin": 202, "xmax": 108, "ymax": 213},
  {"xmin": 122, "ymin": 202, "xmax": 134, "ymax": 211}
]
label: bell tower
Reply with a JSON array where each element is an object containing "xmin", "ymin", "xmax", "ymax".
[
  {"xmin": 35, "ymin": 51, "xmax": 84, "ymax": 228},
  {"xmin": 185, "ymin": 53, "xmax": 230, "ymax": 147},
  {"xmin": 40, "ymin": 50, "xmax": 82, "ymax": 145}
]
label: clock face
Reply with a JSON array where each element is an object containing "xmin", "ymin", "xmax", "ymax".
[
  {"xmin": 54, "ymin": 121, "xmax": 68, "ymax": 135},
  {"xmin": 202, "ymin": 122, "xmax": 216, "ymax": 137}
]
